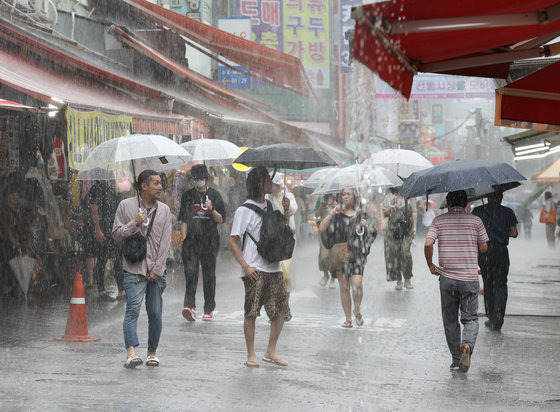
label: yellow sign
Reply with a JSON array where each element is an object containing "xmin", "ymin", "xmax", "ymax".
[
  {"xmin": 232, "ymin": 147, "xmax": 251, "ymax": 172},
  {"xmin": 66, "ymin": 108, "xmax": 132, "ymax": 170}
]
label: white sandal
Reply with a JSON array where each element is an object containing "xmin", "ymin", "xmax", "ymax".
[
  {"xmin": 123, "ymin": 355, "xmax": 143, "ymax": 368},
  {"xmin": 146, "ymin": 356, "xmax": 160, "ymax": 367}
]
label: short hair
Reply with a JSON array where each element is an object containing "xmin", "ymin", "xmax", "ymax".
[
  {"xmin": 246, "ymin": 166, "xmax": 269, "ymax": 199},
  {"xmin": 135, "ymin": 169, "xmax": 159, "ymax": 192},
  {"xmin": 446, "ymin": 190, "xmax": 468, "ymax": 208},
  {"xmin": 545, "ymin": 191, "xmax": 552, "ymax": 199},
  {"xmin": 340, "ymin": 187, "xmax": 359, "ymax": 209}
]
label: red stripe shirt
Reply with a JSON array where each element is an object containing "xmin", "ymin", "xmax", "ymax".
[{"xmin": 427, "ymin": 207, "xmax": 489, "ymax": 281}]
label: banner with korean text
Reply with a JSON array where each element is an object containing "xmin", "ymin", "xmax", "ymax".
[{"xmin": 66, "ymin": 108, "xmax": 132, "ymax": 170}]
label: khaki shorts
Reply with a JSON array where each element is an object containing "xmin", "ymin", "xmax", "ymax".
[{"xmin": 243, "ymin": 271, "xmax": 288, "ymax": 320}]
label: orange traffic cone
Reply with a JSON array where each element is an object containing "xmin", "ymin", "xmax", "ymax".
[{"xmin": 55, "ymin": 273, "xmax": 100, "ymax": 342}]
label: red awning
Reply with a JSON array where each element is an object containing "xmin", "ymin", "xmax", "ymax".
[
  {"xmin": 0, "ymin": 98, "xmax": 36, "ymax": 111},
  {"xmin": 0, "ymin": 47, "xmax": 188, "ymax": 124},
  {"xmin": 110, "ymin": 26, "xmax": 274, "ymax": 112},
  {"xmin": 495, "ymin": 60, "xmax": 560, "ymax": 131},
  {"xmin": 120, "ymin": 0, "xmax": 314, "ymax": 99},
  {"xmin": 353, "ymin": 0, "xmax": 560, "ymax": 98}
]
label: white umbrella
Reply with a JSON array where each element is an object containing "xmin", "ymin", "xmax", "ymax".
[
  {"xmin": 313, "ymin": 164, "xmax": 401, "ymax": 195},
  {"xmin": 9, "ymin": 252, "xmax": 36, "ymax": 297},
  {"xmin": 366, "ymin": 148, "xmax": 432, "ymax": 179},
  {"xmin": 77, "ymin": 134, "xmax": 192, "ymax": 180},
  {"xmin": 302, "ymin": 167, "xmax": 339, "ymax": 189},
  {"xmin": 181, "ymin": 138, "xmax": 243, "ymax": 167}
]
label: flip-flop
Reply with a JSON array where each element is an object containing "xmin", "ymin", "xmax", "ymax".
[
  {"xmin": 123, "ymin": 355, "xmax": 143, "ymax": 369},
  {"xmin": 244, "ymin": 360, "xmax": 260, "ymax": 368},
  {"xmin": 146, "ymin": 356, "xmax": 160, "ymax": 367},
  {"xmin": 341, "ymin": 320, "xmax": 353, "ymax": 328},
  {"xmin": 262, "ymin": 356, "xmax": 288, "ymax": 367},
  {"xmin": 355, "ymin": 313, "xmax": 364, "ymax": 327}
]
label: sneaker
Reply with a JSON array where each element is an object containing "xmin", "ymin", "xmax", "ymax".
[
  {"xmin": 450, "ymin": 361, "xmax": 460, "ymax": 371},
  {"xmin": 329, "ymin": 278, "xmax": 336, "ymax": 289},
  {"xmin": 458, "ymin": 344, "xmax": 471, "ymax": 372},
  {"xmin": 484, "ymin": 319, "xmax": 493, "ymax": 328},
  {"xmin": 395, "ymin": 281, "xmax": 403, "ymax": 291},
  {"xmin": 202, "ymin": 312, "xmax": 213, "ymax": 321},
  {"xmin": 404, "ymin": 279, "xmax": 414, "ymax": 289},
  {"xmin": 182, "ymin": 307, "xmax": 196, "ymax": 322}
]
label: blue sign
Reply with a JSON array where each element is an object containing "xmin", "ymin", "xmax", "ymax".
[{"xmin": 218, "ymin": 66, "xmax": 251, "ymax": 89}]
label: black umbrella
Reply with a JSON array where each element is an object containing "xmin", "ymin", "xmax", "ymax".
[
  {"xmin": 233, "ymin": 143, "xmax": 337, "ymax": 170},
  {"xmin": 399, "ymin": 160, "xmax": 526, "ymax": 199}
]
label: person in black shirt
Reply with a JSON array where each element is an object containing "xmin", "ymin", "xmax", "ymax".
[
  {"xmin": 179, "ymin": 164, "xmax": 226, "ymax": 321},
  {"xmin": 85, "ymin": 179, "xmax": 123, "ymax": 302},
  {"xmin": 472, "ymin": 191, "xmax": 518, "ymax": 331}
]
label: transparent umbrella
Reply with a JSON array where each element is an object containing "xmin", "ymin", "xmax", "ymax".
[
  {"xmin": 9, "ymin": 251, "xmax": 36, "ymax": 298},
  {"xmin": 76, "ymin": 134, "xmax": 192, "ymax": 180},
  {"xmin": 313, "ymin": 164, "xmax": 401, "ymax": 195},
  {"xmin": 181, "ymin": 138, "xmax": 243, "ymax": 167},
  {"xmin": 366, "ymin": 148, "xmax": 433, "ymax": 179},
  {"xmin": 302, "ymin": 167, "xmax": 339, "ymax": 189}
]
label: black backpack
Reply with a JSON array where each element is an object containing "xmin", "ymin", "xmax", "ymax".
[{"xmin": 242, "ymin": 200, "xmax": 295, "ymax": 263}]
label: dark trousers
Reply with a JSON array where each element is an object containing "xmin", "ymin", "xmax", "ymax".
[
  {"xmin": 183, "ymin": 247, "xmax": 217, "ymax": 314},
  {"xmin": 478, "ymin": 242, "xmax": 509, "ymax": 329},
  {"xmin": 94, "ymin": 240, "xmax": 123, "ymax": 293}
]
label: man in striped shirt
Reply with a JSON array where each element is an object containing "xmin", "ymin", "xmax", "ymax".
[{"xmin": 424, "ymin": 190, "xmax": 488, "ymax": 373}]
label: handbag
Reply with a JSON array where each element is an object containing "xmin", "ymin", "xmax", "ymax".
[
  {"xmin": 328, "ymin": 242, "xmax": 349, "ymax": 272},
  {"xmin": 122, "ymin": 204, "xmax": 157, "ymax": 263},
  {"xmin": 390, "ymin": 203, "xmax": 412, "ymax": 239},
  {"xmin": 539, "ymin": 207, "xmax": 556, "ymax": 224}
]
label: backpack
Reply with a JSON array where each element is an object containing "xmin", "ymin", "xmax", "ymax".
[{"xmin": 241, "ymin": 200, "xmax": 295, "ymax": 263}]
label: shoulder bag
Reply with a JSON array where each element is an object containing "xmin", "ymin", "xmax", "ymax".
[
  {"xmin": 328, "ymin": 214, "xmax": 358, "ymax": 272},
  {"xmin": 122, "ymin": 200, "xmax": 157, "ymax": 263}
]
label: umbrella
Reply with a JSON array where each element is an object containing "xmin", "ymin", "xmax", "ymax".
[
  {"xmin": 180, "ymin": 138, "xmax": 243, "ymax": 167},
  {"xmin": 313, "ymin": 164, "xmax": 401, "ymax": 195},
  {"xmin": 366, "ymin": 149, "xmax": 432, "ymax": 179},
  {"xmin": 465, "ymin": 182, "xmax": 522, "ymax": 202},
  {"xmin": 399, "ymin": 160, "xmax": 526, "ymax": 199},
  {"xmin": 522, "ymin": 186, "xmax": 547, "ymax": 208},
  {"xmin": 77, "ymin": 134, "xmax": 192, "ymax": 180},
  {"xmin": 419, "ymin": 199, "xmax": 437, "ymax": 210},
  {"xmin": 302, "ymin": 167, "xmax": 339, "ymax": 189},
  {"xmin": 9, "ymin": 252, "xmax": 36, "ymax": 297},
  {"xmin": 233, "ymin": 143, "xmax": 337, "ymax": 170}
]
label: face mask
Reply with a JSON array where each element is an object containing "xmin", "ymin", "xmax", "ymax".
[{"xmin": 194, "ymin": 179, "xmax": 206, "ymax": 188}]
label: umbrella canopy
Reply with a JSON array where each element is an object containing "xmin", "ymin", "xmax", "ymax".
[
  {"xmin": 399, "ymin": 160, "xmax": 526, "ymax": 199},
  {"xmin": 302, "ymin": 167, "xmax": 339, "ymax": 189},
  {"xmin": 9, "ymin": 252, "xmax": 36, "ymax": 296},
  {"xmin": 233, "ymin": 143, "xmax": 337, "ymax": 170},
  {"xmin": 366, "ymin": 149, "xmax": 432, "ymax": 178},
  {"xmin": 535, "ymin": 157, "xmax": 560, "ymax": 183},
  {"xmin": 522, "ymin": 186, "xmax": 547, "ymax": 208},
  {"xmin": 180, "ymin": 138, "xmax": 243, "ymax": 167},
  {"xmin": 77, "ymin": 134, "xmax": 192, "ymax": 180},
  {"xmin": 313, "ymin": 164, "xmax": 401, "ymax": 195}
]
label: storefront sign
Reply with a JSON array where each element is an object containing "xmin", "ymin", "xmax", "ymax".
[
  {"xmin": 0, "ymin": 115, "xmax": 20, "ymax": 169},
  {"xmin": 340, "ymin": 0, "xmax": 362, "ymax": 74},
  {"xmin": 218, "ymin": 17, "xmax": 252, "ymax": 89},
  {"xmin": 66, "ymin": 108, "xmax": 132, "ymax": 170},
  {"xmin": 376, "ymin": 75, "xmax": 495, "ymax": 99}
]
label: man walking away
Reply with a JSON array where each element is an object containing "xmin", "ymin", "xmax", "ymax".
[
  {"xmin": 179, "ymin": 164, "xmax": 226, "ymax": 322},
  {"xmin": 472, "ymin": 191, "xmax": 518, "ymax": 331},
  {"xmin": 229, "ymin": 167, "xmax": 289, "ymax": 368},
  {"xmin": 112, "ymin": 170, "xmax": 172, "ymax": 368},
  {"xmin": 424, "ymin": 190, "xmax": 488, "ymax": 373}
]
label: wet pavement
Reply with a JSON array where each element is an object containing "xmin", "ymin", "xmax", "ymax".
[{"xmin": 1, "ymin": 223, "xmax": 559, "ymax": 411}]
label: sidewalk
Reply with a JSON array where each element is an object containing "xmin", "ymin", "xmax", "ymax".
[{"xmin": 0, "ymin": 224, "xmax": 559, "ymax": 411}]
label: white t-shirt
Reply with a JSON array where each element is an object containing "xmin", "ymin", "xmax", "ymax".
[{"xmin": 230, "ymin": 199, "xmax": 281, "ymax": 274}]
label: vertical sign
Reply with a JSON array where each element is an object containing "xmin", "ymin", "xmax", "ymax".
[
  {"xmin": 236, "ymin": 0, "xmax": 284, "ymax": 51},
  {"xmin": 284, "ymin": 0, "xmax": 330, "ymax": 89},
  {"xmin": 340, "ymin": 0, "xmax": 361, "ymax": 73},
  {"xmin": 218, "ymin": 18, "xmax": 252, "ymax": 89}
]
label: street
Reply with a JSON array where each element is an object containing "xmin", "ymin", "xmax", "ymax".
[{"xmin": 1, "ymin": 224, "xmax": 559, "ymax": 411}]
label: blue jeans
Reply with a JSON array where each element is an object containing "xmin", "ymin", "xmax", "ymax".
[
  {"xmin": 123, "ymin": 271, "xmax": 166, "ymax": 352},
  {"xmin": 439, "ymin": 275, "xmax": 479, "ymax": 362}
]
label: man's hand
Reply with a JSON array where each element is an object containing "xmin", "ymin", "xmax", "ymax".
[
  {"xmin": 427, "ymin": 263, "xmax": 438, "ymax": 275},
  {"xmin": 146, "ymin": 272, "xmax": 160, "ymax": 283},
  {"xmin": 134, "ymin": 210, "xmax": 147, "ymax": 226},
  {"xmin": 243, "ymin": 265, "xmax": 258, "ymax": 280},
  {"xmin": 204, "ymin": 198, "xmax": 213, "ymax": 211}
]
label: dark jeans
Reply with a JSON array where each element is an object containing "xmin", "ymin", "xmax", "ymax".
[
  {"xmin": 439, "ymin": 276, "xmax": 479, "ymax": 362},
  {"xmin": 93, "ymin": 239, "xmax": 123, "ymax": 293},
  {"xmin": 478, "ymin": 242, "xmax": 509, "ymax": 329},
  {"xmin": 182, "ymin": 247, "xmax": 217, "ymax": 314}
]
